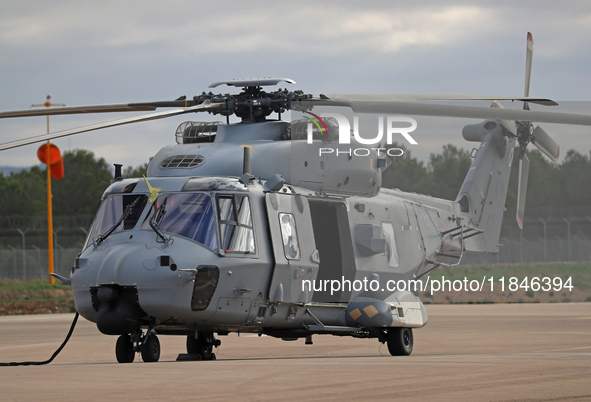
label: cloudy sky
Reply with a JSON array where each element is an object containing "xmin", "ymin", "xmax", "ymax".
[{"xmin": 1, "ymin": 0, "xmax": 591, "ymax": 169}]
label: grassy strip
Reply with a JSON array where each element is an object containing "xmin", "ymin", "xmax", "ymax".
[
  {"xmin": 0, "ymin": 280, "xmax": 75, "ymax": 315},
  {"xmin": 422, "ymin": 263, "xmax": 591, "ymax": 303},
  {"xmin": 430, "ymin": 264, "xmax": 591, "ymax": 291},
  {"xmin": 0, "ymin": 280, "xmax": 72, "ymax": 300}
]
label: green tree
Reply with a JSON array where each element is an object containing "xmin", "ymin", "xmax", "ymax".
[
  {"xmin": 557, "ymin": 150, "xmax": 591, "ymax": 207},
  {"xmin": 425, "ymin": 144, "xmax": 472, "ymax": 200},
  {"xmin": 521, "ymin": 149, "xmax": 560, "ymax": 210},
  {"xmin": 52, "ymin": 150, "xmax": 113, "ymax": 216},
  {"xmin": 382, "ymin": 144, "xmax": 429, "ymax": 193},
  {"xmin": 123, "ymin": 163, "xmax": 148, "ymax": 178},
  {"xmin": 0, "ymin": 166, "xmax": 46, "ymax": 216},
  {"xmin": 383, "ymin": 144, "xmax": 474, "ymax": 200}
]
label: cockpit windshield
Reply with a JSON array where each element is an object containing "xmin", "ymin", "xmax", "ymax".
[
  {"xmin": 85, "ymin": 191, "xmax": 256, "ymax": 254},
  {"xmin": 142, "ymin": 193, "xmax": 217, "ymax": 249}
]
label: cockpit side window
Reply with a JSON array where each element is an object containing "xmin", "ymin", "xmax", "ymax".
[
  {"xmin": 217, "ymin": 195, "xmax": 255, "ymax": 253},
  {"xmin": 84, "ymin": 194, "xmax": 147, "ymax": 249},
  {"xmin": 123, "ymin": 195, "xmax": 148, "ymax": 230}
]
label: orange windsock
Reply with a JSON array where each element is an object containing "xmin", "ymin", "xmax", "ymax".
[{"xmin": 37, "ymin": 143, "xmax": 64, "ymax": 179}]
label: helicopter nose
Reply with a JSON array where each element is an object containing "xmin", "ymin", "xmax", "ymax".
[{"xmin": 86, "ymin": 241, "xmax": 178, "ymax": 335}]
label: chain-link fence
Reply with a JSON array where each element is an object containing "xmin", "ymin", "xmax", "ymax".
[
  {"xmin": 2, "ymin": 208, "xmax": 591, "ymax": 280},
  {"xmin": 2, "ymin": 237, "xmax": 591, "ymax": 281},
  {"xmin": 0, "ymin": 247, "xmax": 78, "ymax": 281},
  {"xmin": 461, "ymin": 237, "xmax": 591, "ymax": 266}
]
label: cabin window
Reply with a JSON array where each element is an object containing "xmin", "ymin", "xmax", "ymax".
[
  {"xmin": 217, "ymin": 195, "xmax": 256, "ymax": 253},
  {"xmin": 381, "ymin": 222, "xmax": 399, "ymax": 268},
  {"xmin": 279, "ymin": 213, "xmax": 300, "ymax": 260}
]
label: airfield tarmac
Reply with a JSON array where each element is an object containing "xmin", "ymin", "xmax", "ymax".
[{"xmin": 1, "ymin": 303, "xmax": 590, "ymax": 401}]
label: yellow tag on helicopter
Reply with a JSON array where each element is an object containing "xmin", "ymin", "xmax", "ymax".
[{"xmin": 143, "ymin": 175, "xmax": 161, "ymax": 203}]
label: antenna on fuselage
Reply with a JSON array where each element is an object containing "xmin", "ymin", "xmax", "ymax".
[{"xmin": 240, "ymin": 145, "xmax": 254, "ymax": 185}]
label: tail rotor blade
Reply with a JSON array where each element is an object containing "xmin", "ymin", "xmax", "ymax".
[
  {"xmin": 532, "ymin": 125, "xmax": 560, "ymax": 162},
  {"xmin": 524, "ymin": 32, "xmax": 533, "ymax": 98},
  {"xmin": 516, "ymin": 153, "xmax": 530, "ymax": 230}
]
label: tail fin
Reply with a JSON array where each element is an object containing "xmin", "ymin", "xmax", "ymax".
[
  {"xmin": 456, "ymin": 32, "xmax": 560, "ymax": 252},
  {"xmin": 456, "ymin": 120, "xmax": 516, "ymax": 252}
]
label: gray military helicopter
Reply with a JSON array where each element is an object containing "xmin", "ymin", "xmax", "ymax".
[{"xmin": 1, "ymin": 33, "xmax": 590, "ymax": 363}]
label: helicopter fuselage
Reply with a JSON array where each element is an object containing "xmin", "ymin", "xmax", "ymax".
[
  {"xmin": 71, "ymin": 174, "xmax": 439, "ymax": 339},
  {"xmin": 70, "ymin": 115, "xmax": 515, "ymax": 360}
]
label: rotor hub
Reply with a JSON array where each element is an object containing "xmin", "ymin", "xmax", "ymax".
[{"xmin": 193, "ymin": 85, "xmax": 311, "ymax": 122}]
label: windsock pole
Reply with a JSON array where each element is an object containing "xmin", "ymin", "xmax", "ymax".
[
  {"xmin": 46, "ymin": 137, "xmax": 54, "ymax": 284},
  {"xmin": 31, "ymin": 95, "xmax": 65, "ymax": 284}
]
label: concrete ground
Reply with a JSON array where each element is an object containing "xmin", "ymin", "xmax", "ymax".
[{"xmin": 1, "ymin": 303, "xmax": 590, "ymax": 401}]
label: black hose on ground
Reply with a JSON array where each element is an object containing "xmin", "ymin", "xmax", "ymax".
[{"xmin": 0, "ymin": 312, "xmax": 79, "ymax": 366}]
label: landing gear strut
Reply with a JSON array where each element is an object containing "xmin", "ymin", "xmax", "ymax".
[
  {"xmin": 185, "ymin": 332, "xmax": 220, "ymax": 361},
  {"xmin": 115, "ymin": 330, "xmax": 161, "ymax": 363}
]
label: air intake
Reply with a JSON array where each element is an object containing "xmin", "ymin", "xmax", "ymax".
[{"xmin": 160, "ymin": 155, "xmax": 205, "ymax": 169}]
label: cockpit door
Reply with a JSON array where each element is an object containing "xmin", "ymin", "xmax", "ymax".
[{"xmin": 265, "ymin": 193, "xmax": 319, "ymax": 303}]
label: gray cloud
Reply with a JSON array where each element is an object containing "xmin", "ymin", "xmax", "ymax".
[{"xmin": 1, "ymin": 1, "xmax": 590, "ymax": 168}]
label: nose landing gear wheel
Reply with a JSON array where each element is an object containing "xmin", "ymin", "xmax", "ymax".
[
  {"xmin": 115, "ymin": 334, "xmax": 135, "ymax": 363},
  {"xmin": 141, "ymin": 334, "xmax": 161, "ymax": 362},
  {"xmin": 386, "ymin": 327, "xmax": 413, "ymax": 356}
]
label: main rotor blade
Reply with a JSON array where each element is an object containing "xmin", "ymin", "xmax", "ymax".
[
  {"xmin": 323, "ymin": 94, "xmax": 557, "ymax": 106},
  {"xmin": 0, "ymin": 102, "xmax": 223, "ymax": 151},
  {"xmin": 0, "ymin": 104, "xmax": 157, "ymax": 119},
  {"xmin": 516, "ymin": 153, "xmax": 530, "ymax": 230},
  {"xmin": 300, "ymin": 97, "xmax": 591, "ymax": 126},
  {"xmin": 532, "ymin": 125, "xmax": 560, "ymax": 162},
  {"xmin": 0, "ymin": 99, "xmax": 204, "ymax": 119},
  {"xmin": 209, "ymin": 77, "xmax": 296, "ymax": 88}
]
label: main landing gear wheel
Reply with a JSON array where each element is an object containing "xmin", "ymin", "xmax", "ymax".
[
  {"xmin": 141, "ymin": 333, "xmax": 161, "ymax": 363},
  {"xmin": 186, "ymin": 332, "xmax": 220, "ymax": 360},
  {"xmin": 115, "ymin": 331, "xmax": 161, "ymax": 363},
  {"xmin": 386, "ymin": 327, "xmax": 413, "ymax": 356},
  {"xmin": 115, "ymin": 334, "xmax": 135, "ymax": 363}
]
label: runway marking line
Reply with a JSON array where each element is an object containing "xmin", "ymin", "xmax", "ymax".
[
  {"xmin": 0, "ymin": 342, "xmax": 62, "ymax": 351},
  {"xmin": 532, "ymin": 345, "xmax": 591, "ymax": 354},
  {"xmin": 527, "ymin": 331, "xmax": 591, "ymax": 336}
]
